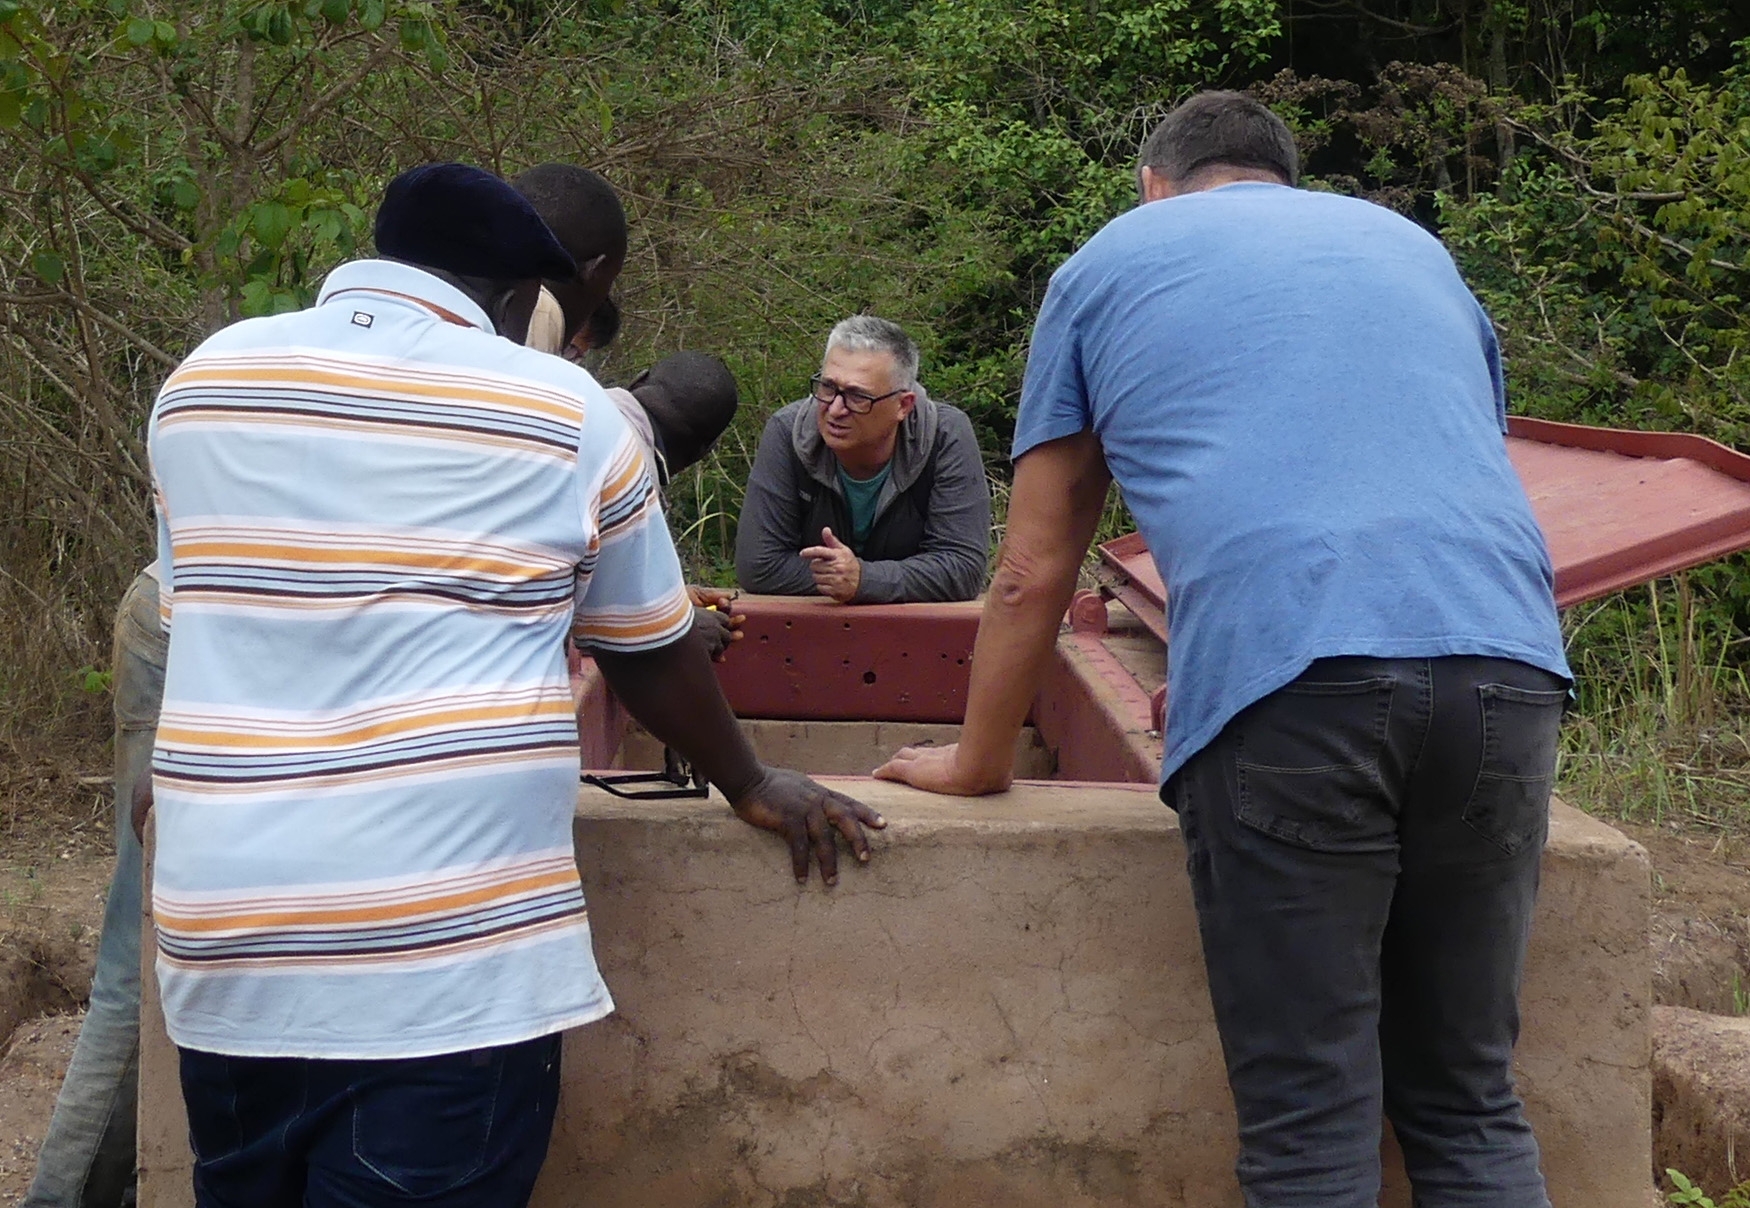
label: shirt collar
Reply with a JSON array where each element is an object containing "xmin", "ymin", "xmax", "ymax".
[{"xmin": 315, "ymin": 259, "xmax": 495, "ymax": 333}]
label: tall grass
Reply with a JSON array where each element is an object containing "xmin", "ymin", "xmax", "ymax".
[{"xmin": 1560, "ymin": 574, "xmax": 1750, "ymax": 834}]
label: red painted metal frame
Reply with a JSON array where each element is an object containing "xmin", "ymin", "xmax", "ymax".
[
  {"xmin": 571, "ymin": 655, "xmax": 629, "ymax": 770},
  {"xmin": 1097, "ymin": 417, "xmax": 1750, "ymax": 618},
  {"xmin": 713, "ymin": 595, "xmax": 984, "ymax": 723},
  {"xmin": 1031, "ymin": 634, "xmax": 1160, "ymax": 785},
  {"xmin": 574, "ymin": 594, "xmax": 1164, "ymax": 783},
  {"xmin": 1093, "ymin": 533, "xmax": 1170, "ymax": 646},
  {"xmin": 1506, "ymin": 417, "xmax": 1750, "ymax": 607}
]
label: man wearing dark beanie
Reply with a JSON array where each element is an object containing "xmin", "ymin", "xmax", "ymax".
[{"xmin": 140, "ymin": 162, "xmax": 884, "ymax": 1207}]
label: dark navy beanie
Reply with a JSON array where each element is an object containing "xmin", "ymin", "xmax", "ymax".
[{"xmin": 374, "ymin": 163, "xmax": 577, "ymax": 281}]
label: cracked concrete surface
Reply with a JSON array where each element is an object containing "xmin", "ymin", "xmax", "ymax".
[{"xmin": 137, "ymin": 781, "xmax": 1652, "ymax": 1207}]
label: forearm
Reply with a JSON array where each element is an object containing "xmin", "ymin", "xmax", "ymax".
[
  {"xmin": 736, "ymin": 546, "xmax": 819, "ymax": 595},
  {"xmin": 955, "ymin": 544, "xmax": 1083, "ymax": 782},
  {"xmin": 592, "ymin": 630, "xmax": 763, "ymax": 802},
  {"xmin": 854, "ymin": 547, "xmax": 988, "ymax": 604},
  {"xmin": 955, "ymin": 430, "xmax": 1109, "ymax": 784}
]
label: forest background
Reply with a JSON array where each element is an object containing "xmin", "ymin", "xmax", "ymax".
[{"xmin": 2, "ymin": 0, "xmax": 1749, "ymax": 831}]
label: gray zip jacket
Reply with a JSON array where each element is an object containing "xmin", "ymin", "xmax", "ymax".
[{"xmin": 734, "ymin": 388, "xmax": 991, "ymax": 603}]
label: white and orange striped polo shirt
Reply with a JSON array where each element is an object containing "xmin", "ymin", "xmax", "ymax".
[{"xmin": 147, "ymin": 259, "xmax": 692, "ymax": 1059}]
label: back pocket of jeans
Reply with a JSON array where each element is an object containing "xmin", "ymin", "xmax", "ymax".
[
  {"xmin": 1234, "ymin": 677, "xmax": 1397, "ymax": 853},
  {"xmin": 352, "ymin": 1048, "xmax": 501, "ymax": 1196},
  {"xmin": 1462, "ymin": 683, "xmax": 1567, "ymax": 855}
]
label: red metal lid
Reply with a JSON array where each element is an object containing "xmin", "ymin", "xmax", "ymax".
[{"xmin": 1097, "ymin": 416, "xmax": 1750, "ymax": 619}]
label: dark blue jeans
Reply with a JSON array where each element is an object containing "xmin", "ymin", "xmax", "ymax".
[
  {"xmin": 178, "ymin": 1033, "xmax": 561, "ymax": 1208},
  {"xmin": 1168, "ymin": 655, "xmax": 1567, "ymax": 1208}
]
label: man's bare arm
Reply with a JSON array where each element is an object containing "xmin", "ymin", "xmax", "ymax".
[
  {"xmin": 594, "ymin": 627, "xmax": 885, "ymax": 884},
  {"xmin": 875, "ymin": 430, "xmax": 1111, "ymax": 795}
]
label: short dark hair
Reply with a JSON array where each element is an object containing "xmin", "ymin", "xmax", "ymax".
[
  {"xmin": 631, "ymin": 351, "xmax": 739, "ymax": 476},
  {"xmin": 510, "ymin": 163, "xmax": 628, "ymax": 266},
  {"xmin": 1138, "ymin": 92, "xmax": 1299, "ymax": 190}
]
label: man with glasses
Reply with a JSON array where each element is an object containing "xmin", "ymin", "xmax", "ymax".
[{"xmin": 735, "ymin": 315, "xmax": 991, "ymax": 603}]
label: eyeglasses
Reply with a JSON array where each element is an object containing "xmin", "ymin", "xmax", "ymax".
[{"xmin": 809, "ymin": 374, "xmax": 906, "ymax": 415}]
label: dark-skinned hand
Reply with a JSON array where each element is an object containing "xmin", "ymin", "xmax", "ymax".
[
  {"xmin": 130, "ymin": 773, "xmax": 154, "ymax": 843},
  {"xmin": 686, "ymin": 586, "xmax": 746, "ymax": 662},
  {"xmin": 728, "ymin": 766, "xmax": 886, "ymax": 887}
]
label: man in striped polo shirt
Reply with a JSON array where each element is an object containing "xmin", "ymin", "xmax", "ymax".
[{"xmin": 145, "ymin": 164, "xmax": 883, "ymax": 1207}]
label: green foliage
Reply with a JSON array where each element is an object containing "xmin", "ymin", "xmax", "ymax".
[
  {"xmin": 72, "ymin": 665, "xmax": 111, "ymax": 695},
  {"xmin": 1558, "ymin": 570, "xmax": 1750, "ymax": 832},
  {"xmin": 898, "ymin": 0, "xmax": 1281, "ymax": 434},
  {"xmin": 0, "ymin": 0, "xmax": 464, "ymax": 749},
  {"xmin": 1441, "ymin": 44, "xmax": 1750, "ymax": 442},
  {"xmin": 1667, "ymin": 1168, "xmax": 1750, "ymax": 1208}
]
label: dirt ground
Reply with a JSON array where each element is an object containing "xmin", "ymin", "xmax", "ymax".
[
  {"xmin": 0, "ymin": 801, "xmax": 1742, "ymax": 1204},
  {"xmin": 1621, "ymin": 819, "xmax": 1750, "ymax": 1016},
  {"xmin": 0, "ymin": 1014, "xmax": 84, "ymax": 1204},
  {"xmin": 0, "ymin": 758, "xmax": 117, "ymax": 1206}
]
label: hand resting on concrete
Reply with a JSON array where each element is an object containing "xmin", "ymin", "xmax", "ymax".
[{"xmin": 594, "ymin": 625, "xmax": 886, "ymax": 886}]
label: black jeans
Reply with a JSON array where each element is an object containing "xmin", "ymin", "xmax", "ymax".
[
  {"xmin": 1167, "ymin": 655, "xmax": 1568, "ymax": 1208},
  {"xmin": 178, "ymin": 1033, "xmax": 561, "ymax": 1208}
]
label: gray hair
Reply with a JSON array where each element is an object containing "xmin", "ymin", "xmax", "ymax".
[
  {"xmin": 1138, "ymin": 91, "xmax": 1299, "ymax": 196},
  {"xmin": 824, "ymin": 315, "xmax": 919, "ymax": 391}
]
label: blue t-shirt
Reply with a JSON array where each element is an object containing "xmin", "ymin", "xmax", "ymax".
[
  {"xmin": 1015, "ymin": 182, "xmax": 1570, "ymax": 783},
  {"xmin": 838, "ymin": 462, "xmax": 893, "ymax": 550}
]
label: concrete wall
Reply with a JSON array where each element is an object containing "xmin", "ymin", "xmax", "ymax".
[{"xmin": 140, "ymin": 785, "xmax": 1652, "ymax": 1207}]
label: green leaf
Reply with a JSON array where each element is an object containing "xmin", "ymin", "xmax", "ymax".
[
  {"xmin": 171, "ymin": 178, "xmax": 199, "ymax": 210},
  {"xmin": 75, "ymin": 666, "xmax": 113, "ymax": 695},
  {"xmin": 267, "ymin": 6, "xmax": 294, "ymax": 44},
  {"xmin": 320, "ymin": 0, "xmax": 349, "ymax": 24},
  {"xmin": 31, "ymin": 249, "xmax": 64, "ymax": 285},
  {"xmin": 239, "ymin": 279, "xmax": 275, "ymax": 317},
  {"xmin": 123, "ymin": 15, "xmax": 154, "ymax": 45},
  {"xmin": 152, "ymin": 20, "xmax": 177, "ymax": 48},
  {"xmin": 0, "ymin": 1, "xmax": 21, "ymax": 24},
  {"xmin": 0, "ymin": 89, "xmax": 19, "ymax": 128},
  {"xmin": 359, "ymin": 0, "xmax": 385, "ymax": 31},
  {"xmin": 309, "ymin": 208, "xmax": 343, "ymax": 244},
  {"xmin": 75, "ymin": 135, "xmax": 119, "ymax": 173},
  {"xmin": 252, "ymin": 201, "xmax": 294, "ymax": 249},
  {"xmin": 398, "ymin": 16, "xmax": 426, "ymax": 51}
]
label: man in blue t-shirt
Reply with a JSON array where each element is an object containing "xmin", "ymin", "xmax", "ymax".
[{"xmin": 879, "ymin": 92, "xmax": 1570, "ymax": 1208}]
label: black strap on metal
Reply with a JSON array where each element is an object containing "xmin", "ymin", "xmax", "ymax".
[{"xmin": 581, "ymin": 745, "xmax": 709, "ymax": 800}]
